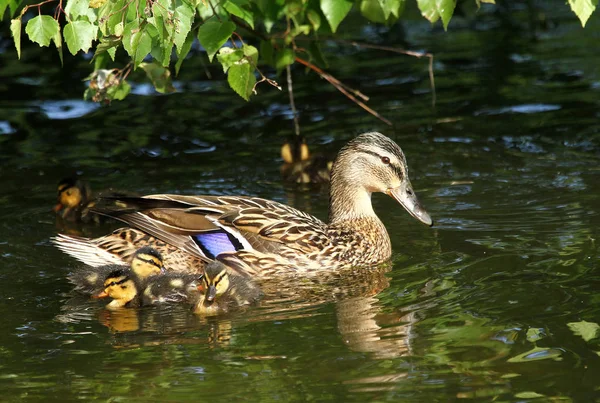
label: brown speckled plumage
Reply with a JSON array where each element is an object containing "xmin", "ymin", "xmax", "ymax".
[{"xmin": 53, "ymin": 132, "xmax": 432, "ymax": 278}]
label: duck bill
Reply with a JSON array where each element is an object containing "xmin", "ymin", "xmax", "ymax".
[
  {"xmin": 93, "ymin": 291, "xmax": 109, "ymax": 299},
  {"xmin": 53, "ymin": 203, "xmax": 63, "ymax": 212},
  {"xmin": 386, "ymin": 182, "xmax": 433, "ymax": 226},
  {"xmin": 206, "ymin": 285, "xmax": 217, "ymax": 302}
]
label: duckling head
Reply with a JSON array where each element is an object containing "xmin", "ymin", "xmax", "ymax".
[
  {"xmin": 54, "ymin": 177, "xmax": 89, "ymax": 212},
  {"xmin": 130, "ymin": 246, "xmax": 164, "ymax": 279},
  {"xmin": 201, "ymin": 261, "xmax": 231, "ymax": 304},
  {"xmin": 329, "ymin": 132, "xmax": 432, "ymax": 226},
  {"xmin": 97, "ymin": 269, "xmax": 138, "ymax": 308}
]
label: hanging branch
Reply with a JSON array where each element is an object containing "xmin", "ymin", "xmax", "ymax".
[
  {"xmin": 286, "ymin": 65, "xmax": 301, "ymax": 136},
  {"xmin": 295, "ymin": 57, "xmax": 392, "ymax": 126}
]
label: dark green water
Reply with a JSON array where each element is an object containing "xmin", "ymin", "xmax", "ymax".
[{"xmin": 1, "ymin": 4, "xmax": 600, "ymax": 402}]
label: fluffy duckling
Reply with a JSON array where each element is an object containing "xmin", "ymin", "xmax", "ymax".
[
  {"xmin": 194, "ymin": 261, "xmax": 261, "ymax": 316},
  {"xmin": 280, "ymin": 136, "xmax": 332, "ymax": 184},
  {"xmin": 97, "ymin": 269, "xmax": 203, "ymax": 309},
  {"xmin": 68, "ymin": 246, "xmax": 164, "ymax": 296},
  {"xmin": 54, "ymin": 177, "xmax": 97, "ymax": 222}
]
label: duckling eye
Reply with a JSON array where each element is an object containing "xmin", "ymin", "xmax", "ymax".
[{"xmin": 381, "ymin": 156, "xmax": 390, "ymax": 165}]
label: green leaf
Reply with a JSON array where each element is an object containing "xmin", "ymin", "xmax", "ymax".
[
  {"xmin": 25, "ymin": 15, "xmax": 60, "ymax": 47},
  {"xmin": 10, "ymin": 18, "xmax": 21, "ymax": 59},
  {"xmin": 361, "ymin": 0, "xmax": 387, "ymax": 23},
  {"xmin": 275, "ymin": 48, "xmax": 295, "ymax": 70},
  {"xmin": 123, "ymin": 21, "xmax": 153, "ymax": 66},
  {"xmin": 63, "ymin": 21, "xmax": 98, "ymax": 55},
  {"xmin": 52, "ymin": 27, "xmax": 63, "ymax": 65},
  {"xmin": 227, "ymin": 62, "xmax": 256, "ymax": 101},
  {"xmin": 140, "ymin": 62, "xmax": 176, "ymax": 93},
  {"xmin": 106, "ymin": 80, "xmax": 131, "ymax": 101},
  {"xmin": 216, "ymin": 46, "xmax": 244, "ymax": 73},
  {"xmin": 568, "ymin": 320, "xmax": 600, "ymax": 342},
  {"xmin": 568, "ymin": 0, "xmax": 597, "ymax": 27},
  {"xmin": 93, "ymin": 35, "xmax": 121, "ymax": 60},
  {"xmin": 223, "ymin": 0, "xmax": 254, "ymax": 29},
  {"xmin": 416, "ymin": 0, "xmax": 456, "ymax": 30},
  {"xmin": 306, "ymin": 9, "xmax": 321, "ymax": 31},
  {"xmin": 254, "ymin": 0, "xmax": 284, "ymax": 33},
  {"xmin": 174, "ymin": 0, "xmax": 195, "ymax": 53},
  {"xmin": 197, "ymin": 20, "xmax": 236, "ymax": 62},
  {"xmin": 378, "ymin": 0, "xmax": 404, "ymax": 18},
  {"xmin": 64, "ymin": 0, "xmax": 90, "ymax": 20},
  {"xmin": 175, "ymin": 30, "xmax": 194, "ymax": 75},
  {"xmin": 320, "ymin": 0, "xmax": 353, "ymax": 32},
  {"xmin": 243, "ymin": 44, "xmax": 258, "ymax": 65}
]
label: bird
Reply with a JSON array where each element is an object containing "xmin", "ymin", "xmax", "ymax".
[
  {"xmin": 193, "ymin": 261, "xmax": 261, "ymax": 316},
  {"xmin": 280, "ymin": 135, "xmax": 332, "ymax": 184},
  {"xmin": 96, "ymin": 268, "xmax": 203, "ymax": 309},
  {"xmin": 68, "ymin": 246, "xmax": 165, "ymax": 296},
  {"xmin": 53, "ymin": 132, "xmax": 433, "ymax": 278},
  {"xmin": 54, "ymin": 177, "xmax": 97, "ymax": 222}
]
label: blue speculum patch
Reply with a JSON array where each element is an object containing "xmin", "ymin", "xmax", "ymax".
[{"xmin": 192, "ymin": 230, "xmax": 241, "ymax": 259}]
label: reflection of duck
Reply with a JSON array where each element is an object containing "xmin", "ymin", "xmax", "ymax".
[
  {"xmin": 54, "ymin": 177, "xmax": 98, "ymax": 223},
  {"xmin": 53, "ymin": 132, "xmax": 433, "ymax": 277},
  {"xmin": 68, "ymin": 246, "xmax": 165, "ymax": 296},
  {"xmin": 194, "ymin": 261, "xmax": 261, "ymax": 316},
  {"xmin": 280, "ymin": 136, "xmax": 332, "ymax": 184}
]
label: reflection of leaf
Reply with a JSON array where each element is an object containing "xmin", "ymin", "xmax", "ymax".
[
  {"xmin": 526, "ymin": 328, "xmax": 545, "ymax": 342},
  {"xmin": 508, "ymin": 347, "xmax": 562, "ymax": 363},
  {"xmin": 567, "ymin": 320, "xmax": 600, "ymax": 342},
  {"xmin": 514, "ymin": 391, "xmax": 545, "ymax": 399}
]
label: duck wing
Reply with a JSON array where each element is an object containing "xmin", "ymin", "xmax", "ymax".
[{"xmin": 92, "ymin": 194, "xmax": 329, "ymax": 261}]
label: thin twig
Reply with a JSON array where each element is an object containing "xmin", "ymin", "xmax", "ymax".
[
  {"xmin": 286, "ymin": 65, "xmax": 300, "ymax": 136},
  {"xmin": 333, "ymin": 39, "xmax": 436, "ymax": 107},
  {"xmin": 295, "ymin": 56, "xmax": 392, "ymax": 126}
]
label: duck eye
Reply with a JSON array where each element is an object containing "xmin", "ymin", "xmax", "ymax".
[{"xmin": 381, "ymin": 156, "xmax": 390, "ymax": 165}]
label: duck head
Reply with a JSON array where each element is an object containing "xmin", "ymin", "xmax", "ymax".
[{"xmin": 329, "ymin": 132, "xmax": 432, "ymax": 226}]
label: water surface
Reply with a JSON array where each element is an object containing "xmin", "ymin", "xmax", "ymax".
[{"xmin": 1, "ymin": 4, "xmax": 599, "ymax": 402}]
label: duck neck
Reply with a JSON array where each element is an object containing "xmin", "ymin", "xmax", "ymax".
[{"xmin": 328, "ymin": 176, "xmax": 377, "ymax": 224}]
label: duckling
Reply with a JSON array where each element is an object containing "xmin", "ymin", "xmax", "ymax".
[
  {"xmin": 194, "ymin": 261, "xmax": 261, "ymax": 316},
  {"xmin": 68, "ymin": 246, "xmax": 165, "ymax": 296},
  {"xmin": 97, "ymin": 269, "xmax": 203, "ymax": 309},
  {"xmin": 280, "ymin": 136, "xmax": 332, "ymax": 184},
  {"xmin": 54, "ymin": 177, "xmax": 97, "ymax": 222}
]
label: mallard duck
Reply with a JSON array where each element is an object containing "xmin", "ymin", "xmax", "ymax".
[
  {"xmin": 97, "ymin": 268, "xmax": 203, "ymax": 309},
  {"xmin": 280, "ymin": 136, "xmax": 332, "ymax": 184},
  {"xmin": 54, "ymin": 177, "xmax": 97, "ymax": 222},
  {"xmin": 68, "ymin": 246, "xmax": 165, "ymax": 296},
  {"xmin": 53, "ymin": 132, "xmax": 433, "ymax": 277},
  {"xmin": 194, "ymin": 261, "xmax": 261, "ymax": 315}
]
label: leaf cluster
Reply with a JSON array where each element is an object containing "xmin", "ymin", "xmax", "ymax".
[{"xmin": 2, "ymin": 0, "xmax": 596, "ymax": 103}]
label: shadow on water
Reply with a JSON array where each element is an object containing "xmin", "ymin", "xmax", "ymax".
[{"xmin": 1, "ymin": 2, "xmax": 600, "ymax": 401}]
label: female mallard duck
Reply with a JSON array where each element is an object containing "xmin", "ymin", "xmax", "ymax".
[
  {"xmin": 97, "ymin": 268, "xmax": 203, "ymax": 309},
  {"xmin": 54, "ymin": 177, "xmax": 97, "ymax": 223},
  {"xmin": 280, "ymin": 135, "xmax": 332, "ymax": 184},
  {"xmin": 53, "ymin": 132, "xmax": 432, "ymax": 277},
  {"xmin": 194, "ymin": 261, "xmax": 261, "ymax": 315},
  {"xmin": 68, "ymin": 246, "xmax": 165, "ymax": 296}
]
